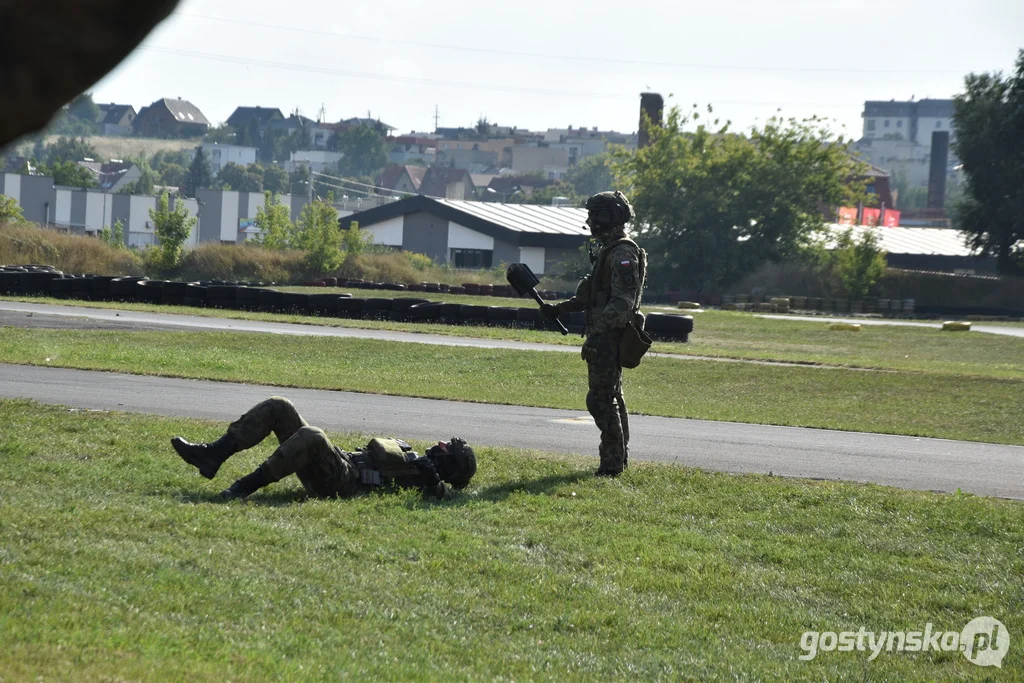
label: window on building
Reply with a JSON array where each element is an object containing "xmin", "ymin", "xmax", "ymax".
[
  {"xmin": 450, "ymin": 248, "xmax": 493, "ymax": 269},
  {"xmin": 866, "ymin": 120, "xmax": 876, "ymax": 131},
  {"xmin": 936, "ymin": 120, "xmax": 942, "ymax": 128},
  {"xmin": 896, "ymin": 120, "xmax": 903, "ymax": 128},
  {"xmin": 884, "ymin": 120, "xmax": 890, "ymax": 128}
]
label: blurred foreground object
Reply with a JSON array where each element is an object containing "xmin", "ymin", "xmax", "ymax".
[{"xmin": 0, "ymin": 0, "xmax": 181, "ymax": 146}]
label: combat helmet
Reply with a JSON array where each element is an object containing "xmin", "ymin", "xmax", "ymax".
[
  {"xmin": 426, "ymin": 438, "xmax": 477, "ymax": 490},
  {"xmin": 585, "ymin": 190, "xmax": 634, "ymax": 235}
]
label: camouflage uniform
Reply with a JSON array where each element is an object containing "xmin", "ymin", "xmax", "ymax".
[
  {"xmin": 225, "ymin": 397, "xmax": 362, "ymax": 498},
  {"xmin": 554, "ymin": 230, "xmax": 644, "ymax": 474}
]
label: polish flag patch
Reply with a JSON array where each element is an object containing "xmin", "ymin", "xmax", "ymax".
[{"xmin": 619, "ymin": 260, "xmax": 631, "ymax": 266}]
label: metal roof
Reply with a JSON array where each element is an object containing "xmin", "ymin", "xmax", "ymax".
[
  {"xmin": 828, "ymin": 224, "xmax": 972, "ymax": 256},
  {"xmin": 435, "ymin": 199, "xmax": 589, "ymax": 236}
]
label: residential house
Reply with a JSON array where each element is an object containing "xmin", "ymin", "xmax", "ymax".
[
  {"xmin": 97, "ymin": 103, "xmax": 137, "ymax": 136},
  {"xmin": 510, "ymin": 145, "xmax": 571, "ymax": 180},
  {"xmin": 225, "ymin": 106, "xmax": 285, "ymax": 132},
  {"xmin": 435, "ymin": 137, "xmax": 514, "ymax": 167},
  {"xmin": 388, "ymin": 136, "xmax": 437, "ymax": 165},
  {"xmin": 286, "ymin": 150, "xmax": 343, "ymax": 174},
  {"xmin": 418, "ymin": 167, "xmax": 476, "ymax": 200},
  {"xmin": 861, "ymin": 99, "xmax": 954, "ymax": 144},
  {"xmin": 337, "ymin": 194, "xmax": 590, "ymax": 272},
  {"xmin": 76, "ymin": 161, "xmax": 141, "ymax": 192},
  {"xmin": 339, "ymin": 117, "xmax": 396, "ymax": 135},
  {"xmin": 268, "ymin": 114, "xmax": 335, "ymax": 150},
  {"xmin": 202, "ymin": 143, "xmax": 258, "ymax": 175},
  {"xmin": 133, "ymin": 98, "xmax": 210, "ymax": 138},
  {"xmin": 377, "ymin": 165, "xmax": 427, "ymax": 196},
  {"xmin": 483, "ymin": 175, "xmax": 555, "ymax": 202}
]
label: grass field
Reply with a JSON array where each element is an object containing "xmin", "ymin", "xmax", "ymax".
[
  {"xmin": 0, "ymin": 400, "xmax": 1020, "ymax": 680},
  {"xmin": 4, "ymin": 295, "xmax": 1023, "ymax": 377}
]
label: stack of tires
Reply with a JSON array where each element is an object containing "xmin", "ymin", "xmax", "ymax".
[{"xmin": 644, "ymin": 313, "xmax": 693, "ymax": 342}]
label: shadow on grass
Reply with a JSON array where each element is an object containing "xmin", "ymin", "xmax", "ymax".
[{"xmin": 171, "ymin": 470, "xmax": 594, "ymax": 508}]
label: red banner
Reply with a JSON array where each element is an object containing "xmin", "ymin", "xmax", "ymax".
[
  {"xmin": 837, "ymin": 207, "xmax": 857, "ymax": 225},
  {"xmin": 883, "ymin": 209, "xmax": 901, "ymax": 227},
  {"xmin": 861, "ymin": 208, "xmax": 881, "ymax": 227}
]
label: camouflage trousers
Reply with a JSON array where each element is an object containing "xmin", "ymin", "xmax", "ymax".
[
  {"xmin": 225, "ymin": 397, "xmax": 360, "ymax": 498},
  {"xmin": 583, "ymin": 330, "xmax": 630, "ymax": 472}
]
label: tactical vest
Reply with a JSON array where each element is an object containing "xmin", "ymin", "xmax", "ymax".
[
  {"xmin": 350, "ymin": 437, "xmax": 422, "ymax": 487},
  {"xmin": 585, "ymin": 236, "xmax": 648, "ymax": 331}
]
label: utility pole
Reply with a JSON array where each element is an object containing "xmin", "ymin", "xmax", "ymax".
[{"xmin": 433, "ymin": 105, "xmax": 440, "ymax": 132}]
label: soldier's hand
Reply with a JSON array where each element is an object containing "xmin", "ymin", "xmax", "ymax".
[{"xmin": 540, "ymin": 303, "xmax": 559, "ymax": 320}]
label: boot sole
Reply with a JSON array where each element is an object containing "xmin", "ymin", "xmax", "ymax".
[{"xmin": 171, "ymin": 438, "xmax": 220, "ymax": 480}]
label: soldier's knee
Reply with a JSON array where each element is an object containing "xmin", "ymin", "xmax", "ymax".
[
  {"xmin": 266, "ymin": 396, "xmax": 295, "ymax": 411},
  {"xmin": 293, "ymin": 425, "xmax": 330, "ymax": 447}
]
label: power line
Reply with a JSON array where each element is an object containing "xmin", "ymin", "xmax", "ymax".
[
  {"xmin": 172, "ymin": 12, "xmax": 961, "ymax": 75},
  {"xmin": 137, "ymin": 46, "xmax": 865, "ymax": 110},
  {"xmin": 311, "ymin": 171, "xmax": 418, "ymax": 198}
]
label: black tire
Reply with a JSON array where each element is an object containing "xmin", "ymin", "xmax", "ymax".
[
  {"xmin": 88, "ymin": 275, "xmax": 117, "ymax": 301},
  {"xmin": 70, "ymin": 277, "xmax": 95, "ymax": 300},
  {"xmin": 336, "ymin": 297, "xmax": 366, "ymax": 318},
  {"xmin": 391, "ymin": 297, "xmax": 431, "ymax": 312},
  {"xmin": 280, "ymin": 293, "xmax": 310, "ymax": 314},
  {"xmin": 206, "ymin": 285, "xmax": 240, "ymax": 308},
  {"xmin": 110, "ymin": 276, "xmax": 147, "ymax": 301},
  {"xmin": 409, "ymin": 301, "xmax": 443, "ymax": 321},
  {"xmin": 135, "ymin": 280, "xmax": 167, "ymax": 304},
  {"xmin": 257, "ymin": 289, "xmax": 283, "ymax": 312},
  {"xmin": 486, "ymin": 306, "xmax": 519, "ymax": 324},
  {"xmin": 645, "ymin": 313, "xmax": 693, "ymax": 341},
  {"xmin": 307, "ymin": 293, "xmax": 341, "ymax": 315},
  {"xmin": 235, "ymin": 287, "xmax": 263, "ymax": 311},
  {"xmin": 19, "ymin": 271, "xmax": 62, "ymax": 296},
  {"xmin": 49, "ymin": 278, "xmax": 75, "ymax": 299}
]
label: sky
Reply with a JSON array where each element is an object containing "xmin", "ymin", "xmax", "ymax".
[{"xmin": 91, "ymin": 0, "xmax": 1023, "ymax": 139}]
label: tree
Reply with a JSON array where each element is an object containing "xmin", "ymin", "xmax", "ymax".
[
  {"xmin": 118, "ymin": 158, "xmax": 155, "ymax": 195},
  {"xmin": 951, "ymin": 49, "xmax": 1024, "ymax": 275},
  {"xmin": 67, "ymin": 93, "xmax": 101, "ymax": 125},
  {"xmin": 509, "ymin": 181, "xmax": 580, "ymax": 206},
  {"xmin": 47, "ymin": 160, "xmax": 96, "ymax": 187},
  {"xmin": 185, "ymin": 146, "xmax": 213, "ymax": 198},
  {"xmin": 149, "ymin": 192, "xmax": 197, "ymax": 269},
  {"xmin": 613, "ymin": 105, "xmax": 865, "ymax": 291},
  {"xmin": 828, "ymin": 228, "xmax": 887, "ymax": 299},
  {"xmin": 0, "ymin": 194, "xmax": 26, "ymax": 224},
  {"xmin": 475, "ymin": 117, "xmax": 491, "ymax": 136},
  {"xmin": 252, "ymin": 192, "xmax": 293, "ymax": 249},
  {"xmin": 158, "ymin": 163, "xmax": 188, "ymax": 189},
  {"xmin": 565, "ymin": 153, "xmax": 614, "ymax": 197},
  {"xmin": 205, "ymin": 124, "xmax": 236, "ymax": 144},
  {"xmin": 100, "ymin": 218, "xmax": 125, "ymax": 248},
  {"xmin": 294, "ymin": 195, "xmax": 342, "ymax": 274},
  {"xmin": 262, "ymin": 165, "xmax": 288, "ymax": 195},
  {"xmin": 217, "ymin": 162, "xmax": 264, "ymax": 192},
  {"xmin": 41, "ymin": 136, "xmax": 97, "ymax": 166},
  {"xmin": 331, "ymin": 124, "xmax": 388, "ymax": 178},
  {"xmin": 340, "ymin": 220, "xmax": 374, "ymax": 256}
]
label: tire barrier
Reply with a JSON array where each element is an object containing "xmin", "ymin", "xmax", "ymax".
[
  {"xmin": 828, "ymin": 322, "xmax": 862, "ymax": 332},
  {"xmin": 942, "ymin": 321, "xmax": 971, "ymax": 332},
  {"xmin": 0, "ymin": 265, "xmax": 693, "ymax": 340}
]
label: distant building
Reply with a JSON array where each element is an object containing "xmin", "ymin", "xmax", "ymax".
[
  {"xmin": 97, "ymin": 104, "xmax": 137, "ymax": 136},
  {"xmin": 338, "ymin": 195, "xmax": 590, "ymax": 272},
  {"xmin": 388, "ymin": 136, "xmax": 437, "ymax": 165},
  {"xmin": 202, "ymin": 143, "xmax": 258, "ymax": 175},
  {"xmin": 511, "ymin": 145, "xmax": 570, "ymax": 180},
  {"xmin": 377, "ymin": 165, "xmax": 427, "ymax": 196},
  {"xmin": 286, "ymin": 150, "xmax": 343, "ymax": 174},
  {"xmin": 418, "ymin": 167, "xmax": 476, "ymax": 200},
  {"xmin": 225, "ymin": 106, "xmax": 285, "ymax": 132},
  {"xmin": 133, "ymin": 98, "xmax": 210, "ymax": 138},
  {"xmin": 76, "ymin": 160, "xmax": 141, "ymax": 192},
  {"xmin": 861, "ymin": 99, "xmax": 954, "ymax": 143}
]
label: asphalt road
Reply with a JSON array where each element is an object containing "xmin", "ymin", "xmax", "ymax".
[{"xmin": 2, "ymin": 363, "xmax": 1021, "ymax": 500}]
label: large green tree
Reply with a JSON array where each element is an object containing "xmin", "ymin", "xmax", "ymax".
[
  {"xmin": 149, "ymin": 192, "xmax": 197, "ymax": 270},
  {"xmin": 0, "ymin": 194, "xmax": 26, "ymax": 224},
  {"xmin": 184, "ymin": 146, "xmax": 213, "ymax": 198},
  {"xmin": 40, "ymin": 136, "xmax": 97, "ymax": 166},
  {"xmin": 294, "ymin": 195, "xmax": 342, "ymax": 274},
  {"xmin": 217, "ymin": 162, "xmax": 264, "ymax": 192},
  {"xmin": 47, "ymin": 160, "xmax": 96, "ymax": 188},
  {"xmin": 565, "ymin": 153, "xmax": 615, "ymax": 197},
  {"xmin": 951, "ymin": 49, "xmax": 1024, "ymax": 275},
  {"xmin": 330, "ymin": 124, "xmax": 388, "ymax": 178},
  {"xmin": 252, "ymin": 192, "xmax": 294, "ymax": 250},
  {"xmin": 614, "ymin": 106, "xmax": 864, "ymax": 291}
]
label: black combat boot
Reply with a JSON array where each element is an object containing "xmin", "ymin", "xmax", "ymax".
[
  {"xmin": 171, "ymin": 434, "xmax": 239, "ymax": 480},
  {"xmin": 220, "ymin": 468, "xmax": 269, "ymax": 501}
]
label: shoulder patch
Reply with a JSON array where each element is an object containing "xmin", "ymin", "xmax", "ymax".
[{"xmin": 619, "ymin": 260, "xmax": 632, "ymax": 266}]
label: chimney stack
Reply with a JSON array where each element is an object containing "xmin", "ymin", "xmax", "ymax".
[
  {"xmin": 927, "ymin": 131, "xmax": 950, "ymax": 211},
  {"xmin": 638, "ymin": 92, "xmax": 664, "ymax": 149}
]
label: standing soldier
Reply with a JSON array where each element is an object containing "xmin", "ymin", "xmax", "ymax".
[{"xmin": 543, "ymin": 191, "xmax": 647, "ymax": 477}]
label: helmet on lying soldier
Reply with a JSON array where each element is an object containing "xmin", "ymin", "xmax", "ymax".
[{"xmin": 426, "ymin": 437, "xmax": 477, "ymax": 489}]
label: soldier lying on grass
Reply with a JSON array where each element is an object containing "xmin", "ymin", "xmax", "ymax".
[{"xmin": 171, "ymin": 396, "xmax": 476, "ymax": 500}]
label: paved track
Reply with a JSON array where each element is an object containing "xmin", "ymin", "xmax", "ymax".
[{"xmin": 2, "ymin": 363, "xmax": 1021, "ymax": 500}]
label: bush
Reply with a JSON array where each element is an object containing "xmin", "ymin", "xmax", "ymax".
[
  {"xmin": 0, "ymin": 222, "xmax": 143, "ymax": 275},
  {"xmin": 173, "ymin": 243, "xmax": 308, "ymax": 283}
]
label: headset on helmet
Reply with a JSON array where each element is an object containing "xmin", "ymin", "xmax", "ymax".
[
  {"xmin": 585, "ymin": 190, "xmax": 634, "ymax": 230},
  {"xmin": 427, "ymin": 438, "xmax": 477, "ymax": 490}
]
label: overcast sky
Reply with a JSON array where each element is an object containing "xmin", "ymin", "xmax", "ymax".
[{"xmin": 91, "ymin": 0, "xmax": 1022, "ymax": 138}]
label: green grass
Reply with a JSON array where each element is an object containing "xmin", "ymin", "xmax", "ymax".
[
  {"xmin": 1, "ymin": 400, "xmax": 1020, "ymax": 681},
  {"xmin": 4, "ymin": 295, "xmax": 1023, "ymax": 378},
  {"xmin": 1, "ymin": 328, "xmax": 1022, "ymax": 446}
]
